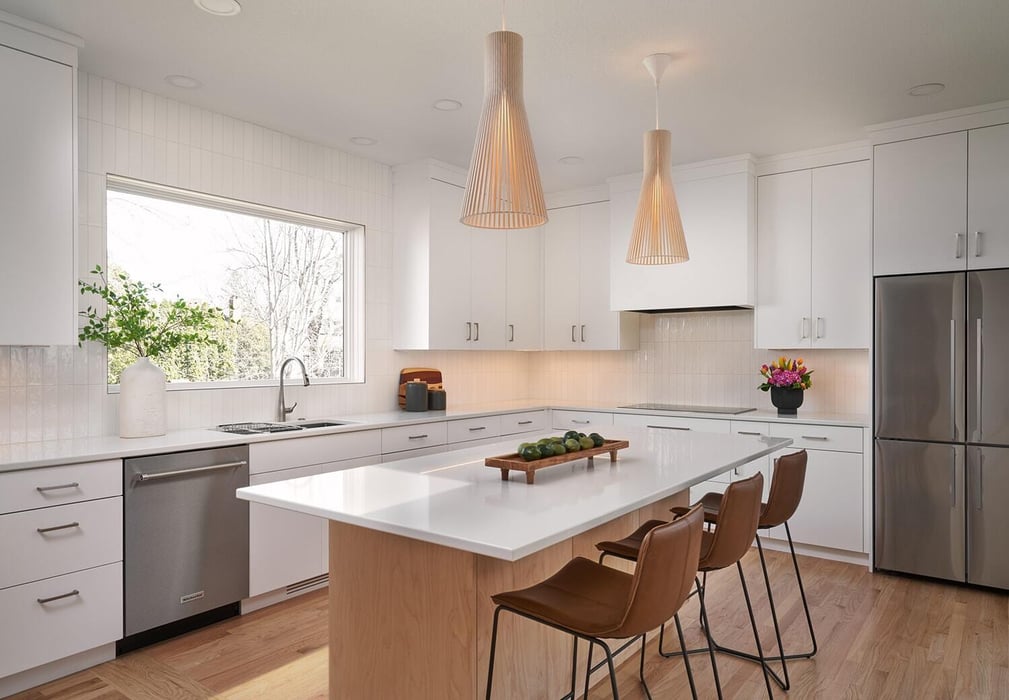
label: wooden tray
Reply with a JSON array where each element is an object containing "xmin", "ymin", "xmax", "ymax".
[{"xmin": 485, "ymin": 439, "xmax": 630, "ymax": 484}]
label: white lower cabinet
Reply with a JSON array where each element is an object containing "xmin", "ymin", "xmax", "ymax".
[
  {"xmin": 764, "ymin": 423, "xmax": 865, "ymax": 553},
  {"xmin": 552, "ymin": 410, "xmax": 614, "ymax": 432},
  {"xmin": 500, "ymin": 410, "xmax": 548, "ymax": 436},
  {"xmin": 0, "ymin": 562, "xmax": 122, "ymax": 679},
  {"xmin": 0, "ymin": 459, "xmax": 123, "ymax": 686}
]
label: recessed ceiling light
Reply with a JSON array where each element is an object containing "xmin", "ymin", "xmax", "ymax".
[
  {"xmin": 908, "ymin": 82, "xmax": 945, "ymax": 97},
  {"xmin": 194, "ymin": 0, "xmax": 241, "ymax": 16},
  {"xmin": 165, "ymin": 74, "xmax": 203, "ymax": 89},
  {"xmin": 558, "ymin": 156, "xmax": 584, "ymax": 166},
  {"xmin": 350, "ymin": 136, "xmax": 378, "ymax": 146},
  {"xmin": 433, "ymin": 99, "xmax": 463, "ymax": 111}
]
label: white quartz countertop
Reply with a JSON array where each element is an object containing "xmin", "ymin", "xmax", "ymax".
[
  {"xmin": 0, "ymin": 399, "xmax": 862, "ymax": 472},
  {"xmin": 236, "ymin": 427, "xmax": 792, "ymax": 561}
]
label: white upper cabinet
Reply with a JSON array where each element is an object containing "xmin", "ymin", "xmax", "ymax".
[
  {"xmin": 609, "ymin": 156, "xmax": 756, "ymax": 311},
  {"xmin": 505, "ymin": 226, "xmax": 543, "ymax": 350},
  {"xmin": 755, "ymin": 160, "xmax": 871, "ymax": 349},
  {"xmin": 543, "ymin": 199, "xmax": 638, "ymax": 350},
  {"xmin": 873, "ymin": 132, "xmax": 968, "ymax": 275},
  {"xmin": 967, "ymin": 123, "xmax": 1009, "ymax": 269},
  {"xmin": 0, "ymin": 18, "xmax": 78, "ymax": 345},
  {"xmin": 393, "ymin": 161, "xmax": 510, "ymax": 350},
  {"xmin": 874, "ymin": 124, "xmax": 1009, "ymax": 275}
]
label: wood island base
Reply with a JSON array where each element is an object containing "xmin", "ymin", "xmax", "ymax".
[{"xmin": 327, "ymin": 492, "xmax": 687, "ymax": 699}]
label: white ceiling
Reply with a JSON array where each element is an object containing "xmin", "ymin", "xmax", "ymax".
[{"xmin": 2, "ymin": 0, "xmax": 1008, "ymax": 192}]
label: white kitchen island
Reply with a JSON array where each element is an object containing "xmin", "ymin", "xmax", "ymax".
[{"xmin": 237, "ymin": 427, "xmax": 790, "ymax": 699}]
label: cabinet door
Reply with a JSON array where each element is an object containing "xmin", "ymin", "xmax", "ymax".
[
  {"xmin": 505, "ymin": 226, "xmax": 543, "ymax": 349},
  {"xmin": 543, "ymin": 205, "xmax": 581, "ymax": 349},
  {"xmin": 0, "ymin": 44, "xmax": 75, "ymax": 345},
  {"xmin": 811, "ymin": 160, "xmax": 871, "ymax": 348},
  {"xmin": 470, "ymin": 229, "xmax": 507, "ymax": 348},
  {"xmin": 428, "ymin": 179, "xmax": 473, "ymax": 349},
  {"xmin": 755, "ymin": 170, "xmax": 812, "ymax": 349},
  {"xmin": 578, "ymin": 201, "xmax": 618, "ymax": 350},
  {"xmin": 967, "ymin": 123, "xmax": 1009, "ymax": 269},
  {"xmin": 873, "ymin": 132, "xmax": 968, "ymax": 275},
  {"xmin": 784, "ymin": 448, "xmax": 863, "ymax": 552}
]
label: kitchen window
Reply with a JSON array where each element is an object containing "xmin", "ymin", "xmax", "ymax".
[{"xmin": 104, "ymin": 176, "xmax": 364, "ymax": 388}]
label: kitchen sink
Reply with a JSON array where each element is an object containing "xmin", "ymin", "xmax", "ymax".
[{"xmin": 214, "ymin": 420, "xmax": 354, "ymax": 435}]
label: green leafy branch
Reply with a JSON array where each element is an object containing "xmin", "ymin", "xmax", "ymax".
[{"xmin": 78, "ymin": 265, "xmax": 229, "ymax": 361}]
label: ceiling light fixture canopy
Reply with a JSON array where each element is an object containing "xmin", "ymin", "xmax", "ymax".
[
  {"xmin": 460, "ymin": 6, "xmax": 546, "ymax": 230},
  {"xmin": 626, "ymin": 53, "xmax": 688, "ymax": 265}
]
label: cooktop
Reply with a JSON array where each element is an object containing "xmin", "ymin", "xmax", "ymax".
[{"xmin": 619, "ymin": 403, "xmax": 756, "ymax": 415}]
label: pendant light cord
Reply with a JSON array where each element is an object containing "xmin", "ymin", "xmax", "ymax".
[
  {"xmin": 501, "ymin": 0, "xmax": 506, "ymax": 30},
  {"xmin": 654, "ymin": 78, "xmax": 660, "ymax": 129}
]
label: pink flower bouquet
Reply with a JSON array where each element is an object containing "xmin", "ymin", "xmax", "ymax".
[{"xmin": 759, "ymin": 357, "xmax": 813, "ymax": 391}]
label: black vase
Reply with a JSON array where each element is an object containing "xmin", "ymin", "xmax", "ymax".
[{"xmin": 770, "ymin": 387, "xmax": 804, "ymax": 415}]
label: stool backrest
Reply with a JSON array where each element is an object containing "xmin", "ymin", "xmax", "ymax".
[
  {"xmin": 700, "ymin": 471, "xmax": 763, "ymax": 571},
  {"xmin": 760, "ymin": 450, "xmax": 808, "ymax": 529},
  {"xmin": 612, "ymin": 504, "xmax": 704, "ymax": 638}
]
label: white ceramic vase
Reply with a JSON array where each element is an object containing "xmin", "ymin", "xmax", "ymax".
[{"xmin": 119, "ymin": 356, "xmax": 167, "ymax": 438}]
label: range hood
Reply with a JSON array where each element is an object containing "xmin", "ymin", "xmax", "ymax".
[{"xmin": 608, "ymin": 155, "xmax": 756, "ymax": 312}]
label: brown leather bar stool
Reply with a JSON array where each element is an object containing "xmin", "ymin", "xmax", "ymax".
[
  {"xmin": 677, "ymin": 449, "xmax": 816, "ymax": 691},
  {"xmin": 485, "ymin": 505, "xmax": 705, "ymax": 700},
  {"xmin": 595, "ymin": 472, "xmax": 772, "ymax": 700}
]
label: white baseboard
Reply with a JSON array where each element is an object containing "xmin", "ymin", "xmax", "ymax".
[
  {"xmin": 758, "ymin": 537, "xmax": 870, "ymax": 567},
  {"xmin": 241, "ymin": 578, "xmax": 329, "ymax": 614},
  {"xmin": 0, "ymin": 643, "xmax": 115, "ymax": 697}
]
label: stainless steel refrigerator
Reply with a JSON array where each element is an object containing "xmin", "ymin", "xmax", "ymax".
[{"xmin": 875, "ymin": 270, "xmax": 1009, "ymax": 589}]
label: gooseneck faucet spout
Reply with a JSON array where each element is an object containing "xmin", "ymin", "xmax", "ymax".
[{"xmin": 278, "ymin": 357, "xmax": 310, "ymax": 422}]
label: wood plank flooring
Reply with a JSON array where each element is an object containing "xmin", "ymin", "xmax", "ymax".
[{"xmin": 9, "ymin": 550, "xmax": 1008, "ymax": 699}]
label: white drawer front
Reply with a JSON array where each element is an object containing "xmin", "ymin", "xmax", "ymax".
[
  {"xmin": 0, "ymin": 562, "xmax": 123, "ymax": 678},
  {"xmin": 551, "ymin": 410, "xmax": 614, "ymax": 431},
  {"xmin": 499, "ymin": 410, "xmax": 548, "ymax": 436},
  {"xmin": 381, "ymin": 422, "xmax": 447, "ymax": 454},
  {"xmin": 729, "ymin": 420, "xmax": 771, "ymax": 438},
  {"xmin": 250, "ymin": 429, "xmax": 381, "ymax": 474},
  {"xmin": 768, "ymin": 423, "xmax": 863, "ymax": 453},
  {"xmin": 615, "ymin": 413, "xmax": 731, "ymax": 434},
  {"xmin": 447, "ymin": 415, "xmax": 501, "ymax": 444},
  {"xmin": 380, "ymin": 444, "xmax": 447, "ymax": 462},
  {"xmin": 0, "ymin": 460, "xmax": 121, "ymax": 514},
  {"xmin": 0, "ymin": 496, "xmax": 123, "ymax": 590}
]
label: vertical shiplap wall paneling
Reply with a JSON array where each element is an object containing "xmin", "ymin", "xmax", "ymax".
[{"xmin": 0, "ymin": 73, "xmax": 868, "ymax": 445}]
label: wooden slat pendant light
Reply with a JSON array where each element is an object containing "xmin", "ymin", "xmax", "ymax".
[
  {"xmin": 626, "ymin": 54, "xmax": 689, "ymax": 265},
  {"xmin": 461, "ymin": 30, "xmax": 547, "ymax": 229}
]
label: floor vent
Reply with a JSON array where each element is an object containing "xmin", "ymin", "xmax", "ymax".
[{"xmin": 287, "ymin": 573, "xmax": 328, "ymax": 595}]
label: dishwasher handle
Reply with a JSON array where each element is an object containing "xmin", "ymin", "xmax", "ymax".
[{"xmin": 135, "ymin": 460, "xmax": 248, "ymax": 482}]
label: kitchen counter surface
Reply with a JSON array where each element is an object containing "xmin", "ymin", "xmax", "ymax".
[
  {"xmin": 0, "ymin": 399, "xmax": 864, "ymax": 472},
  {"xmin": 237, "ymin": 427, "xmax": 792, "ymax": 560}
]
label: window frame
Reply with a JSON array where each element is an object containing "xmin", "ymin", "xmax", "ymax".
[{"xmin": 104, "ymin": 174, "xmax": 366, "ymax": 392}]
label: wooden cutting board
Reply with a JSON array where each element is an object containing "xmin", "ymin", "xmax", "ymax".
[{"xmin": 398, "ymin": 368, "xmax": 443, "ymax": 407}]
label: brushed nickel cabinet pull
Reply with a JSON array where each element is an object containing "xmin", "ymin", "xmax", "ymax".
[
  {"xmin": 408, "ymin": 434, "xmax": 429, "ymax": 440},
  {"xmin": 571, "ymin": 419, "xmax": 591, "ymax": 425},
  {"xmin": 800, "ymin": 435, "xmax": 829, "ymax": 441},
  {"xmin": 37, "ymin": 590, "xmax": 79, "ymax": 605},
  {"xmin": 466, "ymin": 322, "xmax": 472, "ymax": 341},
  {"xmin": 508, "ymin": 324, "xmax": 515, "ymax": 342},
  {"xmin": 737, "ymin": 431, "xmax": 761, "ymax": 436},
  {"xmin": 571, "ymin": 325, "xmax": 577, "ymax": 343},
  {"xmin": 518, "ymin": 420, "xmax": 533, "ymax": 425},
  {"xmin": 648, "ymin": 425, "xmax": 690, "ymax": 431},
  {"xmin": 954, "ymin": 232, "xmax": 965, "ymax": 259},
  {"xmin": 474, "ymin": 322, "xmax": 480, "ymax": 341},
  {"xmin": 37, "ymin": 521, "xmax": 80, "ymax": 535},
  {"xmin": 581, "ymin": 325, "xmax": 586, "ymax": 342},
  {"xmin": 468, "ymin": 426, "xmax": 486, "ymax": 432},
  {"xmin": 36, "ymin": 482, "xmax": 80, "ymax": 493}
]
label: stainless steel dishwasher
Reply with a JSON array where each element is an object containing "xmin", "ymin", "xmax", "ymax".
[{"xmin": 121, "ymin": 445, "xmax": 249, "ymax": 651}]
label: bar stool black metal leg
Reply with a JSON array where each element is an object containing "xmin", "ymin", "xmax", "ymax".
[
  {"xmin": 696, "ymin": 576, "xmax": 724, "ymax": 700},
  {"xmin": 737, "ymin": 561, "xmax": 774, "ymax": 699},
  {"xmin": 486, "ymin": 606, "xmax": 502, "ymax": 700},
  {"xmin": 673, "ymin": 613, "xmax": 699, "ymax": 700},
  {"xmin": 637, "ymin": 633, "xmax": 653, "ymax": 700},
  {"xmin": 785, "ymin": 521, "xmax": 819, "ymax": 659},
  {"xmin": 599, "ymin": 640, "xmax": 621, "ymax": 700},
  {"xmin": 583, "ymin": 640, "xmax": 593, "ymax": 700},
  {"xmin": 752, "ymin": 534, "xmax": 790, "ymax": 689},
  {"xmin": 564, "ymin": 635, "xmax": 578, "ymax": 700}
]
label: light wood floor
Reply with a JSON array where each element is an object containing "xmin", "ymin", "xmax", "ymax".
[{"xmin": 10, "ymin": 550, "xmax": 1008, "ymax": 699}]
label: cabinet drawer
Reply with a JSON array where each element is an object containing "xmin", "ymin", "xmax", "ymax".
[
  {"xmin": 551, "ymin": 410, "xmax": 614, "ymax": 431},
  {"xmin": 381, "ymin": 444, "xmax": 447, "ymax": 463},
  {"xmin": 729, "ymin": 420, "xmax": 771, "ymax": 438},
  {"xmin": 447, "ymin": 415, "xmax": 501, "ymax": 444},
  {"xmin": 768, "ymin": 423, "xmax": 863, "ymax": 452},
  {"xmin": 499, "ymin": 410, "xmax": 548, "ymax": 436},
  {"xmin": 381, "ymin": 422, "xmax": 447, "ymax": 454},
  {"xmin": 0, "ymin": 496, "xmax": 123, "ymax": 590},
  {"xmin": 0, "ymin": 562, "xmax": 123, "ymax": 678},
  {"xmin": 0, "ymin": 460, "xmax": 121, "ymax": 514},
  {"xmin": 250, "ymin": 429, "xmax": 381, "ymax": 474},
  {"xmin": 615, "ymin": 413, "xmax": 731, "ymax": 434}
]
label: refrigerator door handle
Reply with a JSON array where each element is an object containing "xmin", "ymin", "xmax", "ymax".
[
  {"xmin": 976, "ymin": 318, "xmax": 983, "ymax": 442},
  {"xmin": 975, "ymin": 449, "xmax": 984, "ymax": 511},
  {"xmin": 950, "ymin": 447, "xmax": 957, "ymax": 508},
  {"xmin": 950, "ymin": 319, "xmax": 957, "ymax": 440}
]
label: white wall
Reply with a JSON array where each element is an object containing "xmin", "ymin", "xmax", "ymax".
[{"xmin": 0, "ymin": 74, "xmax": 869, "ymax": 445}]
